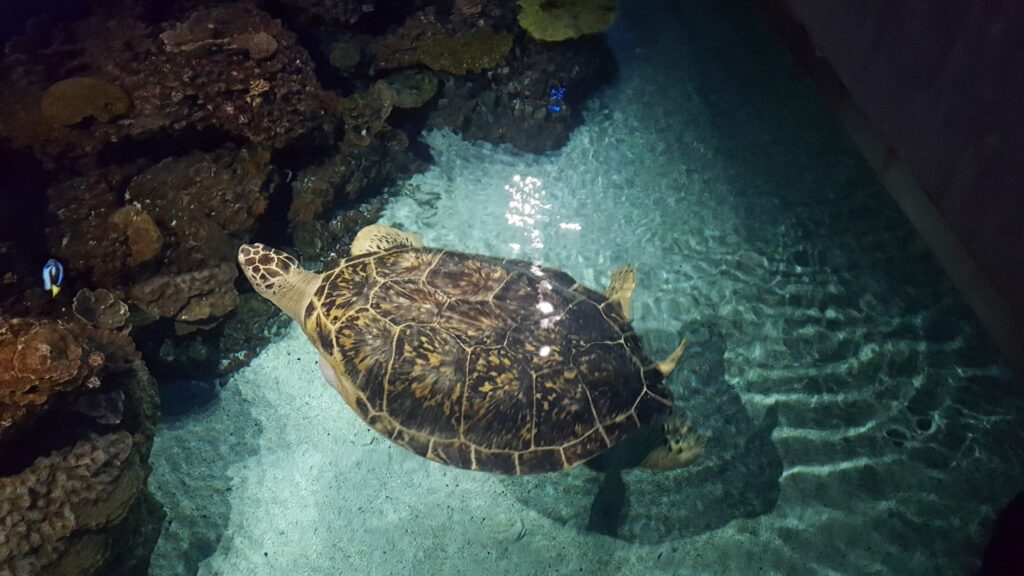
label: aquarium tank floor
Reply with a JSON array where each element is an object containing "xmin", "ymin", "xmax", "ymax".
[{"xmin": 148, "ymin": 0, "xmax": 1024, "ymax": 574}]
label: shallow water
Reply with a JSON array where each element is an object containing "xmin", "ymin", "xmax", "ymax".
[{"xmin": 149, "ymin": 0, "xmax": 1024, "ymax": 574}]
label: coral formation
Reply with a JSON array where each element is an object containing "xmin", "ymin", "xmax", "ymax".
[
  {"xmin": 0, "ymin": 432, "xmax": 154, "ymax": 576},
  {"xmin": 325, "ymin": 81, "xmax": 396, "ymax": 148},
  {"xmin": 454, "ymin": 0, "xmax": 484, "ymax": 18},
  {"xmin": 328, "ymin": 40, "xmax": 362, "ymax": 72},
  {"xmin": 125, "ymin": 147, "xmax": 270, "ymax": 246},
  {"xmin": 160, "ymin": 15, "xmax": 280, "ymax": 62},
  {"xmin": 145, "ymin": 3, "xmax": 328, "ymax": 147},
  {"xmin": 0, "ymin": 318, "xmax": 157, "ymax": 455},
  {"xmin": 46, "ymin": 146, "xmax": 268, "ymax": 306},
  {"xmin": 39, "ymin": 77, "xmax": 131, "ymax": 127},
  {"xmin": 129, "ymin": 264, "xmax": 239, "ymax": 327},
  {"xmin": 429, "ymin": 35, "xmax": 615, "ymax": 152},
  {"xmin": 418, "ymin": 26, "xmax": 514, "ymax": 75},
  {"xmin": 72, "ymin": 289, "xmax": 130, "ymax": 331},
  {"xmin": 0, "ymin": 3, "xmax": 326, "ymax": 167},
  {"xmin": 517, "ymin": 0, "xmax": 618, "ymax": 42},
  {"xmin": 40, "ymin": 144, "xmax": 276, "ymax": 380},
  {"xmin": 1, "ymin": 0, "xmax": 615, "ymax": 374},
  {"xmin": 108, "ymin": 207, "xmax": 164, "ymax": 266},
  {"xmin": 371, "ymin": 16, "xmax": 513, "ymax": 76},
  {"xmin": 384, "ymin": 70, "xmax": 440, "ymax": 110},
  {"xmin": 0, "ymin": 432, "xmax": 137, "ymax": 575},
  {"xmin": 288, "ymin": 153, "xmax": 353, "ymax": 225},
  {"xmin": 0, "ymin": 318, "xmax": 95, "ymax": 444},
  {"xmin": 0, "ymin": 318, "xmax": 162, "ymax": 575},
  {"xmin": 44, "ymin": 172, "xmax": 134, "ymax": 289}
]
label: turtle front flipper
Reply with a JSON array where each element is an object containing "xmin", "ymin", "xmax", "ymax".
[
  {"xmin": 641, "ymin": 417, "xmax": 705, "ymax": 471},
  {"xmin": 351, "ymin": 224, "xmax": 423, "ymax": 255},
  {"xmin": 656, "ymin": 337, "xmax": 688, "ymax": 377},
  {"xmin": 604, "ymin": 265, "xmax": 636, "ymax": 320}
]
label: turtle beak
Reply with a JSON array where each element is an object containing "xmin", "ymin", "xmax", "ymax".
[{"xmin": 51, "ymin": 285, "xmax": 61, "ymax": 298}]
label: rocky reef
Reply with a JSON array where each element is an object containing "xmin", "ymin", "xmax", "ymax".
[
  {"xmin": 0, "ymin": 1, "xmax": 616, "ymax": 570},
  {"xmin": 0, "ymin": 0, "xmax": 617, "ymax": 381},
  {"xmin": 0, "ymin": 318, "xmax": 162, "ymax": 576}
]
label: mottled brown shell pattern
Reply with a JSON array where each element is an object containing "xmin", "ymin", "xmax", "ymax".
[{"xmin": 304, "ymin": 247, "xmax": 673, "ymax": 475}]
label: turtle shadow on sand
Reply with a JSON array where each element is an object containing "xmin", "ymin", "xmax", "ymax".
[
  {"xmin": 506, "ymin": 321, "xmax": 784, "ymax": 543},
  {"xmin": 148, "ymin": 380, "xmax": 262, "ymax": 575}
]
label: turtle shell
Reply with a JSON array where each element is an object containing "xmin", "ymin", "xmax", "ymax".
[{"xmin": 304, "ymin": 247, "xmax": 674, "ymax": 475}]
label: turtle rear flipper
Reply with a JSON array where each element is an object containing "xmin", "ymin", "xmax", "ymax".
[
  {"xmin": 641, "ymin": 417, "xmax": 705, "ymax": 471},
  {"xmin": 351, "ymin": 224, "xmax": 423, "ymax": 255}
]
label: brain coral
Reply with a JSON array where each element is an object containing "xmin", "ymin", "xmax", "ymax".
[
  {"xmin": 0, "ymin": 432, "xmax": 140, "ymax": 576},
  {"xmin": 39, "ymin": 77, "xmax": 130, "ymax": 127}
]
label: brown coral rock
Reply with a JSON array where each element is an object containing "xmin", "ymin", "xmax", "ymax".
[
  {"xmin": 385, "ymin": 70, "xmax": 440, "ymax": 109},
  {"xmin": 160, "ymin": 12, "xmax": 279, "ymax": 61},
  {"xmin": 454, "ymin": 0, "xmax": 483, "ymax": 17},
  {"xmin": 46, "ymin": 147, "xmax": 269, "ymax": 294},
  {"xmin": 40, "ymin": 77, "xmax": 131, "ymax": 127},
  {"xmin": 325, "ymin": 81, "xmax": 396, "ymax": 148},
  {"xmin": 128, "ymin": 263, "xmax": 239, "ymax": 324},
  {"xmin": 233, "ymin": 32, "xmax": 279, "ymax": 60},
  {"xmin": 127, "ymin": 149, "xmax": 269, "ymax": 238},
  {"xmin": 108, "ymin": 206, "xmax": 163, "ymax": 266},
  {"xmin": 0, "ymin": 432, "xmax": 141, "ymax": 575},
  {"xmin": 0, "ymin": 318, "xmax": 159, "ymax": 452},
  {"xmin": 288, "ymin": 154, "xmax": 351, "ymax": 224},
  {"xmin": 0, "ymin": 316, "xmax": 162, "ymax": 576},
  {"xmin": 46, "ymin": 173, "xmax": 133, "ymax": 288},
  {"xmin": 0, "ymin": 3, "xmax": 326, "ymax": 167},
  {"xmin": 0, "ymin": 319, "xmax": 112, "ymax": 453},
  {"xmin": 147, "ymin": 3, "xmax": 326, "ymax": 147},
  {"xmin": 0, "ymin": 318, "xmax": 88, "ymax": 412},
  {"xmin": 72, "ymin": 289, "xmax": 130, "ymax": 331}
]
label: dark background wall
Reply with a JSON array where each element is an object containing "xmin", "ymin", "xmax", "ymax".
[{"xmin": 771, "ymin": 1, "xmax": 1024, "ymax": 370}]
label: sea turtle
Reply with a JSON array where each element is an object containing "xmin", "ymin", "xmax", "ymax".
[{"xmin": 238, "ymin": 224, "xmax": 704, "ymax": 475}]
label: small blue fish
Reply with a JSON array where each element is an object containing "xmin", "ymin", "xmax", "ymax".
[
  {"xmin": 42, "ymin": 259, "xmax": 64, "ymax": 298},
  {"xmin": 547, "ymin": 84, "xmax": 567, "ymax": 113}
]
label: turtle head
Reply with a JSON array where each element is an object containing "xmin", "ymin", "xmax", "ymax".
[{"xmin": 238, "ymin": 243, "xmax": 321, "ymax": 322}]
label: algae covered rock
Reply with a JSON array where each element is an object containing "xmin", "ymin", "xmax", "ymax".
[
  {"xmin": 517, "ymin": 0, "xmax": 618, "ymax": 41},
  {"xmin": 418, "ymin": 26, "xmax": 513, "ymax": 75},
  {"xmin": 40, "ymin": 77, "xmax": 130, "ymax": 127},
  {"xmin": 329, "ymin": 39, "xmax": 362, "ymax": 72},
  {"xmin": 372, "ymin": 17, "xmax": 512, "ymax": 76},
  {"xmin": 384, "ymin": 69, "xmax": 439, "ymax": 109}
]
